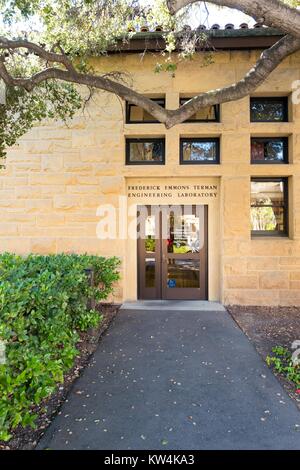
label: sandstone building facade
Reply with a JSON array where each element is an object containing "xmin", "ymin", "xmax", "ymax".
[{"xmin": 1, "ymin": 28, "xmax": 300, "ymax": 306}]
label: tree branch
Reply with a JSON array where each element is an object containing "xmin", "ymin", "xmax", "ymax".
[
  {"xmin": 167, "ymin": 0, "xmax": 300, "ymax": 38},
  {"xmin": 166, "ymin": 34, "xmax": 300, "ymax": 127},
  {"xmin": 0, "ymin": 32, "xmax": 299, "ymax": 129},
  {"xmin": 0, "ymin": 53, "xmax": 170, "ymax": 123},
  {"xmin": 0, "ymin": 37, "xmax": 76, "ymax": 72}
]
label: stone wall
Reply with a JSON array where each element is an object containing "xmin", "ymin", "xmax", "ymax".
[{"xmin": 1, "ymin": 49, "xmax": 300, "ymax": 305}]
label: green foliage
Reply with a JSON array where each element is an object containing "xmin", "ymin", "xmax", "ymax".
[
  {"xmin": 266, "ymin": 346, "xmax": 300, "ymax": 386},
  {"xmin": 145, "ymin": 237, "xmax": 155, "ymax": 252},
  {"xmin": 0, "ymin": 0, "xmax": 298, "ymax": 159},
  {"xmin": 0, "ymin": 1, "xmax": 146, "ymax": 57},
  {"xmin": 283, "ymin": 0, "xmax": 299, "ymax": 6},
  {"xmin": 0, "ymin": 1, "xmax": 176, "ymax": 162},
  {"xmin": 251, "ymin": 198, "xmax": 277, "ymax": 231},
  {"xmin": 0, "ymin": 81, "xmax": 82, "ymax": 165},
  {"xmin": 0, "ymin": 253, "xmax": 120, "ymax": 441},
  {"xmin": 0, "ymin": 0, "xmax": 41, "ymax": 22}
]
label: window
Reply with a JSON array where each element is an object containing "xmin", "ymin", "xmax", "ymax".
[
  {"xmin": 180, "ymin": 98, "xmax": 220, "ymax": 122},
  {"xmin": 126, "ymin": 98, "xmax": 165, "ymax": 123},
  {"xmin": 251, "ymin": 137, "xmax": 288, "ymax": 164},
  {"xmin": 126, "ymin": 138, "xmax": 165, "ymax": 165},
  {"xmin": 180, "ymin": 138, "xmax": 220, "ymax": 164},
  {"xmin": 251, "ymin": 178, "xmax": 288, "ymax": 236},
  {"xmin": 250, "ymin": 97, "xmax": 288, "ymax": 122}
]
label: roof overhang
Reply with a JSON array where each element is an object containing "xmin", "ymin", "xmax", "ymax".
[{"xmin": 109, "ymin": 28, "xmax": 284, "ymax": 54}]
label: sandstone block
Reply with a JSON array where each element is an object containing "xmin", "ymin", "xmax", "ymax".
[
  {"xmin": 0, "ymin": 199, "xmax": 25, "ymax": 209},
  {"xmin": 99, "ymin": 176, "xmax": 125, "ymax": 194},
  {"xmin": 223, "ymin": 289, "xmax": 280, "ymax": 306},
  {"xmin": 30, "ymin": 238, "xmax": 57, "ymax": 254},
  {"xmin": 63, "ymin": 163, "xmax": 93, "ymax": 174},
  {"xmin": 279, "ymin": 290, "xmax": 300, "ymax": 306},
  {"xmin": 25, "ymin": 199, "xmax": 53, "ymax": 213},
  {"xmin": 0, "ymin": 223, "xmax": 19, "ymax": 236},
  {"xmin": 66, "ymin": 185, "xmax": 102, "ymax": 195},
  {"xmin": 93, "ymin": 164, "xmax": 116, "ymax": 176},
  {"xmin": 29, "ymin": 174, "xmax": 77, "ymax": 186},
  {"xmin": 36, "ymin": 215, "xmax": 65, "ymax": 227},
  {"xmin": 41, "ymin": 155, "xmax": 64, "ymax": 172},
  {"xmin": 290, "ymin": 272, "xmax": 300, "ymax": 281},
  {"xmin": 53, "ymin": 195, "xmax": 81, "ymax": 210},
  {"xmin": 280, "ymin": 257, "xmax": 300, "ymax": 266},
  {"xmin": 223, "ymin": 257, "xmax": 247, "ymax": 275},
  {"xmin": 259, "ymin": 272, "xmax": 289, "ymax": 290},
  {"xmin": 247, "ymin": 257, "xmax": 280, "ymax": 271},
  {"xmin": 225, "ymin": 275, "xmax": 258, "ymax": 289},
  {"xmin": 72, "ymin": 131, "xmax": 96, "ymax": 148},
  {"xmin": 290, "ymin": 280, "xmax": 300, "ymax": 290},
  {"xmin": 0, "ymin": 238, "xmax": 31, "ymax": 253}
]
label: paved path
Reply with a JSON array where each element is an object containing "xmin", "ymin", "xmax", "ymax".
[{"xmin": 38, "ymin": 307, "xmax": 300, "ymax": 450}]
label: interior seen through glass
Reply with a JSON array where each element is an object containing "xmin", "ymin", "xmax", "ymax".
[
  {"xmin": 167, "ymin": 260, "xmax": 200, "ymax": 288},
  {"xmin": 129, "ymin": 99, "xmax": 165, "ymax": 122},
  {"xmin": 167, "ymin": 213, "xmax": 200, "ymax": 253},
  {"xmin": 251, "ymin": 180, "xmax": 285, "ymax": 232},
  {"xmin": 129, "ymin": 141, "xmax": 163, "ymax": 162},
  {"xmin": 144, "ymin": 208, "xmax": 202, "ymax": 289},
  {"xmin": 180, "ymin": 99, "xmax": 217, "ymax": 121},
  {"xmin": 250, "ymin": 99, "xmax": 287, "ymax": 122},
  {"xmin": 182, "ymin": 141, "xmax": 217, "ymax": 162},
  {"xmin": 251, "ymin": 139, "xmax": 285, "ymax": 162}
]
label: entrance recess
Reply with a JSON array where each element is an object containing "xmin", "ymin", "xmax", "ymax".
[{"xmin": 137, "ymin": 205, "xmax": 208, "ymax": 300}]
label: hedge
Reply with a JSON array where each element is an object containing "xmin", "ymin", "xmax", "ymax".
[{"xmin": 0, "ymin": 253, "xmax": 120, "ymax": 441}]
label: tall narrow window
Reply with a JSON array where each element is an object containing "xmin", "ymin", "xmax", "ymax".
[
  {"xmin": 126, "ymin": 98, "xmax": 165, "ymax": 123},
  {"xmin": 180, "ymin": 138, "xmax": 220, "ymax": 164},
  {"xmin": 180, "ymin": 98, "xmax": 220, "ymax": 122},
  {"xmin": 251, "ymin": 178, "xmax": 288, "ymax": 236},
  {"xmin": 250, "ymin": 97, "xmax": 288, "ymax": 122},
  {"xmin": 251, "ymin": 137, "xmax": 288, "ymax": 164},
  {"xmin": 126, "ymin": 138, "xmax": 165, "ymax": 165}
]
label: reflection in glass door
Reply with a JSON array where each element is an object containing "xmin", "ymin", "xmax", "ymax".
[
  {"xmin": 137, "ymin": 205, "xmax": 207, "ymax": 300},
  {"xmin": 137, "ymin": 206, "xmax": 161, "ymax": 299},
  {"xmin": 162, "ymin": 205, "xmax": 206, "ymax": 299}
]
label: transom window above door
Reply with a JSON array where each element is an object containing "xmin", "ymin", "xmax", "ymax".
[
  {"xmin": 180, "ymin": 138, "xmax": 220, "ymax": 164},
  {"xmin": 251, "ymin": 137, "xmax": 288, "ymax": 164},
  {"xmin": 126, "ymin": 138, "xmax": 165, "ymax": 165},
  {"xmin": 126, "ymin": 97, "xmax": 165, "ymax": 123},
  {"xmin": 250, "ymin": 97, "xmax": 288, "ymax": 122},
  {"xmin": 179, "ymin": 98, "xmax": 220, "ymax": 122}
]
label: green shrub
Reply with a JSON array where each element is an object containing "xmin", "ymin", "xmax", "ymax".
[
  {"xmin": 0, "ymin": 253, "xmax": 120, "ymax": 441},
  {"xmin": 266, "ymin": 346, "xmax": 300, "ymax": 387}
]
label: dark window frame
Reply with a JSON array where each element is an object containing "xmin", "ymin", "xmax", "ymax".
[
  {"xmin": 126, "ymin": 138, "xmax": 165, "ymax": 165},
  {"xmin": 250, "ymin": 97, "xmax": 289, "ymax": 123},
  {"xmin": 251, "ymin": 177, "xmax": 289, "ymax": 238},
  {"xmin": 180, "ymin": 137, "xmax": 220, "ymax": 165},
  {"xmin": 126, "ymin": 98, "xmax": 166, "ymax": 124},
  {"xmin": 179, "ymin": 98, "xmax": 220, "ymax": 122},
  {"xmin": 251, "ymin": 137, "xmax": 289, "ymax": 164}
]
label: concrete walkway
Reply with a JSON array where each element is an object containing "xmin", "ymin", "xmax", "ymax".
[{"xmin": 38, "ymin": 306, "xmax": 300, "ymax": 450}]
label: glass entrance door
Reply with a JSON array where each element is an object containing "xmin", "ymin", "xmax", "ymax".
[
  {"xmin": 137, "ymin": 205, "xmax": 207, "ymax": 300},
  {"xmin": 162, "ymin": 205, "xmax": 207, "ymax": 300}
]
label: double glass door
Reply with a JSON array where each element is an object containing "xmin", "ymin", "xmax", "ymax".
[{"xmin": 137, "ymin": 205, "xmax": 207, "ymax": 300}]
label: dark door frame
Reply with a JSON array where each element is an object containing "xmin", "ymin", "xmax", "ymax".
[
  {"xmin": 137, "ymin": 205, "xmax": 161, "ymax": 299},
  {"xmin": 137, "ymin": 204, "xmax": 208, "ymax": 300}
]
